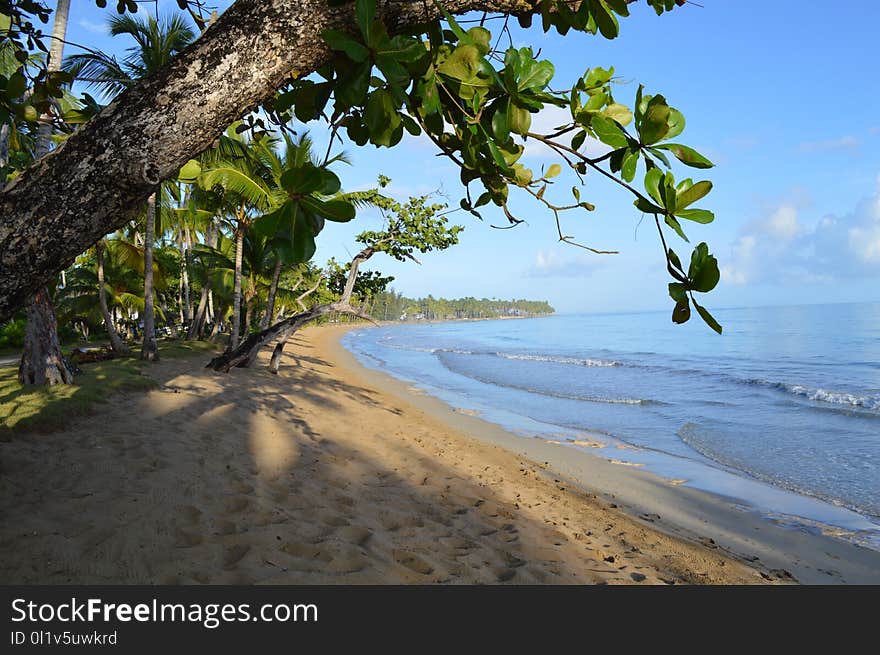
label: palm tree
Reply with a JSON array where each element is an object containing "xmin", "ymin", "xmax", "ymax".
[
  {"xmin": 198, "ymin": 129, "xmax": 280, "ymax": 348},
  {"xmin": 95, "ymin": 239, "xmax": 130, "ymax": 355},
  {"xmin": 64, "ymin": 13, "xmax": 195, "ymax": 361},
  {"xmin": 17, "ymin": 0, "xmax": 73, "ymax": 385}
]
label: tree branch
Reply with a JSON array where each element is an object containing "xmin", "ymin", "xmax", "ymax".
[{"xmin": 0, "ymin": 0, "xmax": 540, "ymax": 321}]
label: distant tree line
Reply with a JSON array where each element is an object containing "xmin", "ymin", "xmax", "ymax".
[{"xmin": 365, "ymin": 291, "xmax": 554, "ymax": 322}]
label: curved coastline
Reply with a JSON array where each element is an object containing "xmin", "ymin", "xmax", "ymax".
[{"xmin": 333, "ymin": 322, "xmax": 880, "ymax": 584}]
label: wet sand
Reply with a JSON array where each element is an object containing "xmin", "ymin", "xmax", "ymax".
[{"xmin": 0, "ymin": 325, "xmax": 875, "ymax": 583}]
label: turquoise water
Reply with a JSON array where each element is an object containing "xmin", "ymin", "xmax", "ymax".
[{"xmin": 342, "ymin": 303, "xmax": 880, "ymax": 545}]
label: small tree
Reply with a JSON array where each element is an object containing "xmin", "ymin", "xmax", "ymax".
[{"xmin": 207, "ymin": 181, "xmax": 462, "ymax": 373}]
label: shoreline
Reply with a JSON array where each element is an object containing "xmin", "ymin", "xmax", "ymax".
[
  {"xmin": 1, "ymin": 324, "xmax": 877, "ymax": 584},
  {"xmin": 329, "ymin": 323, "xmax": 880, "ymax": 584}
]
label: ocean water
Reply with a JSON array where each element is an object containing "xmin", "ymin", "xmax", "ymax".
[{"xmin": 342, "ymin": 302, "xmax": 880, "ymax": 545}]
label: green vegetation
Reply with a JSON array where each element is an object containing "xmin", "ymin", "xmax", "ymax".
[
  {"xmin": 368, "ymin": 293, "xmax": 554, "ymax": 322},
  {"xmin": 1, "ymin": 0, "xmax": 722, "ymax": 387},
  {"xmin": 0, "ymin": 340, "xmax": 217, "ymax": 434}
]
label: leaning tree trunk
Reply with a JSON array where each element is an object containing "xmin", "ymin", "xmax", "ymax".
[
  {"xmin": 207, "ymin": 246, "xmax": 375, "ymax": 373},
  {"xmin": 17, "ymin": 288, "xmax": 74, "ymax": 385},
  {"xmin": 229, "ymin": 223, "xmax": 245, "ymax": 349},
  {"xmin": 140, "ymin": 193, "xmax": 160, "ymax": 361},
  {"xmin": 0, "ymin": 0, "xmax": 534, "ymax": 323},
  {"xmin": 261, "ymin": 257, "xmax": 284, "ymax": 331},
  {"xmin": 96, "ymin": 241, "xmax": 130, "ymax": 355},
  {"xmin": 17, "ymin": 0, "xmax": 73, "ymax": 386}
]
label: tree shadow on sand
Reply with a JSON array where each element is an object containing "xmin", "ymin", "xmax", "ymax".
[{"xmin": 0, "ymin": 342, "xmax": 724, "ymax": 585}]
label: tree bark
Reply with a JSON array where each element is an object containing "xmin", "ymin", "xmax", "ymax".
[
  {"xmin": 188, "ymin": 219, "xmax": 216, "ymax": 339},
  {"xmin": 207, "ymin": 245, "xmax": 375, "ymax": 372},
  {"xmin": 17, "ymin": 288, "xmax": 74, "ymax": 385},
  {"xmin": 140, "ymin": 193, "xmax": 160, "ymax": 361},
  {"xmin": 17, "ymin": 0, "xmax": 73, "ymax": 386},
  {"xmin": 268, "ymin": 338, "xmax": 288, "ymax": 374},
  {"xmin": 230, "ymin": 223, "xmax": 245, "ymax": 349},
  {"xmin": 0, "ymin": 0, "xmax": 534, "ymax": 322},
  {"xmin": 261, "ymin": 257, "xmax": 283, "ymax": 331},
  {"xmin": 96, "ymin": 240, "xmax": 130, "ymax": 355}
]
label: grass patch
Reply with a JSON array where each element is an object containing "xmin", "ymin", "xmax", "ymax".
[{"xmin": 0, "ymin": 340, "xmax": 219, "ymax": 436}]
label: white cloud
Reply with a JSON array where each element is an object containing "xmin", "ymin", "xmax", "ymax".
[
  {"xmin": 524, "ymin": 248, "xmax": 607, "ymax": 278},
  {"xmin": 797, "ymin": 136, "xmax": 860, "ymax": 153},
  {"xmin": 766, "ymin": 205, "xmax": 801, "ymax": 239},
  {"xmin": 77, "ymin": 19, "xmax": 106, "ymax": 35},
  {"xmin": 722, "ymin": 178, "xmax": 880, "ymax": 286},
  {"xmin": 521, "ymin": 105, "xmax": 611, "ymax": 162}
]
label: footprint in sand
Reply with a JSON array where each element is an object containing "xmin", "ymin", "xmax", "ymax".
[
  {"xmin": 224, "ymin": 497, "xmax": 251, "ymax": 513},
  {"xmin": 392, "ymin": 550, "xmax": 434, "ymax": 575},
  {"xmin": 178, "ymin": 505, "xmax": 202, "ymax": 526},
  {"xmin": 173, "ymin": 527, "xmax": 203, "ymax": 548},
  {"xmin": 320, "ymin": 513, "xmax": 350, "ymax": 528},
  {"xmin": 222, "ymin": 544, "xmax": 250, "ymax": 570},
  {"xmin": 335, "ymin": 525, "xmax": 372, "ymax": 546},
  {"xmin": 281, "ymin": 541, "xmax": 332, "ymax": 562},
  {"xmin": 213, "ymin": 520, "xmax": 237, "ymax": 536}
]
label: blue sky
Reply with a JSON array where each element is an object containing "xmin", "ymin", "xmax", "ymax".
[{"xmin": 64, "ymin": 0, "xmax": 880, "ymax": 314}]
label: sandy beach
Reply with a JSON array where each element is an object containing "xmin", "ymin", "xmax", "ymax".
[{"xmin": 1, "ymin": 324, "xmax": 878, "ymax": 584}]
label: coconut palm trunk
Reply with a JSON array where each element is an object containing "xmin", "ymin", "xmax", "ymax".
[
  {"xmin": 140, "ymin": 192, "xmax": 160, "ymax": 360},
  {"xmin": 230, "ymin": 221, "xmax": 245, "ymax": 349},
  {"xmin": 96, "ymin": 241, "xmax": 130, "ymax": 355},
  {"xmin": 18, "ymin": 0, "xmax": 73, "ymax": 386},
  {"xmin": 183, "ymin": 224, "xmax": 193, "ymax": 322},
  {"xmin": 188, "ymin": 219, "xmax": 216, "ymax": 339},
  {"xmin": 261, "ymin": 257, "xmax": 284, "ymax": 330}
]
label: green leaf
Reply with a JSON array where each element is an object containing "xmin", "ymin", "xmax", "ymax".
[
  {"xmin": 507, "ymin": 102, "xmax": 532, "ymax": 135},
  {"xmin": 656, "ymin": 143, "xmax": 714, "ymax": 168},
  {"xmin": 621, "ymin": 149, "xmax": 638, "ymax": 182},
  {"xmin": 281, "ymin": 164, "xmax": 324, "ymax": 194},
  {"xmin": 672, "ymin": 297, "xmax": 691, "ymax": 324},
  {"xmin": 634, "ymin": 197, "xmax": 663, "ymax": 214},
  {"xmin": 676, "ymin": 208, "xmax": 714, "ymax": 224},
  {"xmin": 316, "ymin": 169, "xmax": 342, "ymax": 195},
  {"xmin": 593, "ymin": 0, "xmax": 621, "ymax": 38},
  {"xmin": 336, "ymin": 60, "xmax": 372, "ymax": 108},
  {"xmin": 292, "ymin": 207, "xmax": 318, "ymax": 263},
  {"xmin": 517, "ymin": 58, "xmax": 555, "ymax": 91},
  {"xmin": 676, "ymin": 180, "xmax": 712, "ymax": 209},
  {"xmin": 356, "ymin": 0, "xmax": 377, "ymax": 40},
  {"xmin": 178, "ymin": 159, "xmax": 201, "ymax": 182},
  {"xmin": 603, "ymin": 102, "xmax": 633, "ymax": 126},
  {"xmin": 644, "ymin": 167, "xmax": 664, "ymax": 205},
  {"xmin": 666, "ymin": 108, "xmax": 685, "ymax": 139},
  {"xmin": 692, "ymin": 298, "xmax": 723, "ymax": 334},
  {"xmin": 665, "ymin": 214, "xmax": 689, "ymax": 241},
  {"xmin": 688, "ymin": 242, "xmax": 720, "ymax": 292},
  {"xmin": 252, "ymin": 203, "xmax": 291, "ymax": 239},
  {"xmin": 591, "ymin": 114, "xmax": 628, "ymax": 148},
  {"xmin": 545, "ymin": 163, "xmax": 562, "ymax": 178},
  {"xmin": 300, "ymin": 196, "xmax": 356, "ymax": 223},
  {"xmin": 7, "ymin": 71, "xmax": 26, "ymax": 98},
  {"xmin": 668, "ymin": 281, "xmax": 687, "ymax": 302},
  {"xmin": 467, "ymin": 26, "xmax": 492, "ymax": 56},
  {"xmin": 491, "ymin": 106, "xmax": 510, "ymax": 142},
  {"xmin": 438, "ymin": 44, "xmax": 481, "ymax": 81},
  {"xmin": 322, "ymin": 29, "xmax": 369, "ymax": 62},
  {"xmin": 639, "ymin": 97, "xmax": 670, "ymax": 145}
]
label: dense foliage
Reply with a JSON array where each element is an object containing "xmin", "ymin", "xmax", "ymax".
[{"xmin": 1, "ymin": 0, "xmax": 724, "ymax": 383}]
